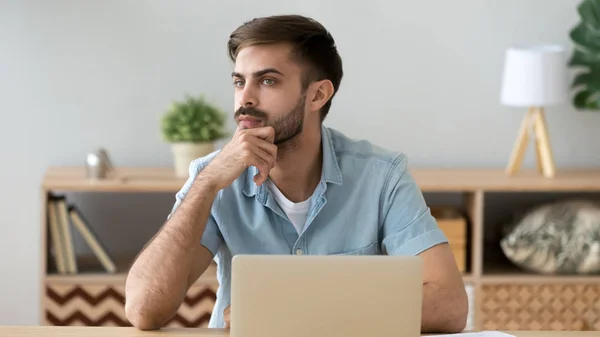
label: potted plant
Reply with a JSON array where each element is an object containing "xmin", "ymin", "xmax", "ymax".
[
  {"xmin": 161, "ymin": 94, "xmax": 228, "ymax": 178},
  {"xmin": 568, "ymin": 0, "xmax": 600, "ymax": 110}
]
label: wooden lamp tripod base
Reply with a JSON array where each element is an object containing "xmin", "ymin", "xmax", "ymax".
[{"xmin": 506, "ymin": 107, "xmax": 556, "ymax": 178}]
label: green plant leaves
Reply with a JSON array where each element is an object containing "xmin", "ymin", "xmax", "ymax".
[
  {"xmin": 161, "ymin": 94, "xmax": 228, "ymax": 143},
  {"xmin": 569, "ymin": 48, "xmax": 600, "ymax": 67},
  {"xmin": 578, "ymin": 0, "xmax": 600, "ymax": 29},
  {"xmin": 568, "ymin": 0, "xmax": 600, "ymax": 111},
  {"xmin": 570, "ymin": 24, "xmax": 600, "ymax": 54},
  {"xmin": 574, "ymin": 90, "xmax": 600, "ymax": 109}
]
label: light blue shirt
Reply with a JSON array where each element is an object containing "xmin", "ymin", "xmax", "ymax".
[{"xmin": 168, "ymin": 124, "xmax": 448, "ymax": 328}]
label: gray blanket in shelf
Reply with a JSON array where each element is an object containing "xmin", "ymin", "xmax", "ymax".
[{"xmin": 500, "ymin": 199, "xmax": 600, "ymax": 275}]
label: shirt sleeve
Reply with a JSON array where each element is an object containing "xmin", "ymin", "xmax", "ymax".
[
  {"xmin": 380, "ymin": 154, "xmax": 448, "ymax": 256},
  {"xmin": 167, "ymin": 157, "xmax": 223, "ymax": 257}
]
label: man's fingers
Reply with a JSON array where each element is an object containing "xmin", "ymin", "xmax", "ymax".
[
  {"xmin": 242, "ymin": 142, "xmax": 274, "ymax": 170},
  {"xmin": 243, "ymin": 126, "xmax": 275, "ymax": 143},
  {"xmin": 256, "ymin": 146, "xmax": 276, "ymax": 170},
  {"xmin": 257, "ymin": 141, "xmax": 277, "ymax": 161},
  {"xmin": 264, "ymin": 127, "xmax": 275, "ymax": 143},
  {"xmin": 243, "ymin": 137, "xmax": 277, "ymax": 167},
  {"xmin": 236, "ymin": 128, "xmax": 276, "ymax": 186},
  {"xmin": 241, "ymin": 143, "xmax": 272, "ymax": 185},
  {"xmin": 252, "ymin": 158, "xmax": 271, "ymax": 186},
  {"xmin": 253, "ymin": 160, "xmax": 271, "ymax": 185}
]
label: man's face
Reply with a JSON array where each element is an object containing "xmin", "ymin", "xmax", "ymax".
[{"xmin": 232, "ymin": 43, "xmax": 307, "ymax": 145}]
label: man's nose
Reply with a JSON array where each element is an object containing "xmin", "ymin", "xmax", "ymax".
[{"xmin": 239, "ymin": 85, "xmax": 258, "ymax": 107}]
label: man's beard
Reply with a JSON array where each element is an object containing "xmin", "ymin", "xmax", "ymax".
[{"xmin": 234, "ymin": 93, "xmax": 306, "ymax": 146}]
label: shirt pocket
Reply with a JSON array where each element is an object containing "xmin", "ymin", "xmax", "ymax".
[{"xmin": 332, "ymin": 240, "xmax": 379, "ymax": 255}]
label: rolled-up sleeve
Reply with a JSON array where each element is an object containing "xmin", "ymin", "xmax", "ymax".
[
  {"xmin": 167, "ymin": 157, "xmax": 223, "ymax": 257},
  {"xmin": 380, "ymin": 154, "xmax": 447, "ymax": 256}
]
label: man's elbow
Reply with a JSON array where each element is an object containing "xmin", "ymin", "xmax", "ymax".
[
  {"xmin": 125, "ymin": 297, "xmax": 163, "ymax": 331},
  {"xmin": 444, "ymin": 288, "xmax": 469, "ymax": 333},
  {"xmin": 444, "ymin": 309, "xmax": 468, "ymax": 333}
]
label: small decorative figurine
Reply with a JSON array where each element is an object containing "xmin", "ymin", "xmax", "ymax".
[{"xmin": 86, "ymin": 148, "xmax": 115, "ymax": 180}]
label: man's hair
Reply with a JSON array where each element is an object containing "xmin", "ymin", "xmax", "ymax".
[{"xmin": 228, "ymin": 14, "xmax": 343, "ymax": 121}]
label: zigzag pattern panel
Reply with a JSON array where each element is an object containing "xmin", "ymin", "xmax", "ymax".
[
  {"xmin": 481, "ymin": 284, "xmax": 600, "ymax": 331},
  {"xmin": 165, "ymin": 283, "xmax": 219, "ymax": 328},
  {"xmin": 45, "ymin": 282, "xmax": 218, "ymax": 327},
  {"xmin": 45, "ymin": 284, "xmax": 129, "ymax": 326}
]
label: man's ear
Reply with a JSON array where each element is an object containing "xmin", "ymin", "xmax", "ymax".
[{"xmin": 308, "ymin": 79, "xmax": 335, "ymax": 113}]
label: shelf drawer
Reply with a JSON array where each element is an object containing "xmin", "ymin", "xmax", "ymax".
[
  {"xmin": 480, "ymin": 283, "xmax": 600, "ymax": 331},
  {"xmin": 44, "ymin": 280, "xmax": 218, "ymax": 327}
]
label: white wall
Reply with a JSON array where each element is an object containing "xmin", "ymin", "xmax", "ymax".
[{"xmin": 1, "ymin": 0, "xmax": 597, "ymax": 325}]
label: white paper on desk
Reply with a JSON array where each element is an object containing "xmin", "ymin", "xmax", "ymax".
[{"xmin": 426, "ymin": 331, "xmax": 515, "ymax": 337}]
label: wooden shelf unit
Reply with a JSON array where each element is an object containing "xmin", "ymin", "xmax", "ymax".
[
  {"xmin": 40, "ymin": 166, "xmax": 600, "ymax": 331},
  {"xmin": 40, "ymin": 167, "xmax": 220, "ymax": 328}
]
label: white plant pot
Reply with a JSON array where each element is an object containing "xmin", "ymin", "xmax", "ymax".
[{"xmin": 171, "ymin": 142, "xmax": 215, "ymax": 178}]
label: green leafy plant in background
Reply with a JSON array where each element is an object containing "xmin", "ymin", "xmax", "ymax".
[
  {"xmin": 161, "ymin": 94, "xmax": 228, "ymax": 143},
  {"xmin": 569, "ymin": 0, "xmax": 600, "ymax": 110}
]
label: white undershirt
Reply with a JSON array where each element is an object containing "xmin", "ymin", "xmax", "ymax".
[{"xmin": 266, "ymin": 180, "xmax": 310, "ymax": 235}]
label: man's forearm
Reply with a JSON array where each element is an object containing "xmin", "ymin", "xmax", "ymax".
[
  {"xmin": 125, "ymin": 175, "xmax": 218, "ymax": 330},
  {"xmin": 421, "ymin": 282, "xmax": 468, "ymax": 333}
]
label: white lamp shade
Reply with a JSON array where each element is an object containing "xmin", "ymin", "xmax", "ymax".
[{"xmin": 500, "ymin": 44, "xmax": 568, "ymax": 107}]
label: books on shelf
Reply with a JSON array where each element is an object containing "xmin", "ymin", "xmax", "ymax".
[{"xmin": 47, "ymin": 193, "xmax": 117, "ymax": 274}]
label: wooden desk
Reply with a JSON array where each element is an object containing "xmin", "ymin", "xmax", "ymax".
[{"xmin": 1, "ymin": 326, "xmax": 600, "ymax": 337}]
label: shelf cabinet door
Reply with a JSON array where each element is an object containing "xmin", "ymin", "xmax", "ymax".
[{"xmin": 480, "ymin": 283, "xmax": 600, "ymax": 331}]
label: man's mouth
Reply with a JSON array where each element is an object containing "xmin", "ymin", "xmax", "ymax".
[{"xmin": 238, "ymin": 116, "xmax": 264, "ymax": 128}]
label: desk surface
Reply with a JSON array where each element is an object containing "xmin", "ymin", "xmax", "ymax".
[{"xmin": 1, "ymin": 327, "xmax": 600, "ymax": 337}]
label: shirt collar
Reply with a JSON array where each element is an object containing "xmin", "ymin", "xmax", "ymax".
[
  {"xmin": 242, "ymin": 124, "xmax": 343, "ymax": 199},
  {"xmin": 320, "ymin": 124, "xmax": 343, "ymax": 185}
]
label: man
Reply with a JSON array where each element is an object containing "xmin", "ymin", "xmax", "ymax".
[{"xmin": 125, "ymin": 14, "xmax": 468, "ymax": 333}]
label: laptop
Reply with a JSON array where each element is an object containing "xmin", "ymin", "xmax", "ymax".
[{"xmin": 230, "ymin": 254, "xmax": 423, "ymax": 337}]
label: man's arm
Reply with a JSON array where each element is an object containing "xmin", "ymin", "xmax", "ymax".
[
  {"xmin": 124, "ymin": 173, "xmax": 219, "ymax": 330},
  {"xmin": 380, "ymin": 154, "xmax": 468, "ymax": 333},
  {"xmin": 419, "ymin": 243, "xmax": 468, "ymax": 333},
  {"xmin": 125, "ymin": 126, "xmax": 278, "ymax": 330}
]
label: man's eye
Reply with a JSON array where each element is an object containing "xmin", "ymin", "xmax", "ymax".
[
  {"xmin": 233, "ymin": 80, "xmax": 244, "ymax": 87},
  {"xmin": 262, "ymin": 79, "xmax": 275, "ymax": 85}
]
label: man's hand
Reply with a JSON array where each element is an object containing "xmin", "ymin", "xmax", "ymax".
[
  {"xmin": 223, "ymin": 306, "xmax": 231, "ymax": 328},
  {"xmin": 203, "ymin": 126, "xmax": 277, "ymax": 190}
]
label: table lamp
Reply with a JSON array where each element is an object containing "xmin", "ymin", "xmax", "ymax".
[{"xmin": 500, "ymin": 44, "xmax": 568, "ymax": 178}]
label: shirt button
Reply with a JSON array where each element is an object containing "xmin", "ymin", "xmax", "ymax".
[{"xmin": 296, "ymin": 249, "xmax": 303, "ymax": 255}]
